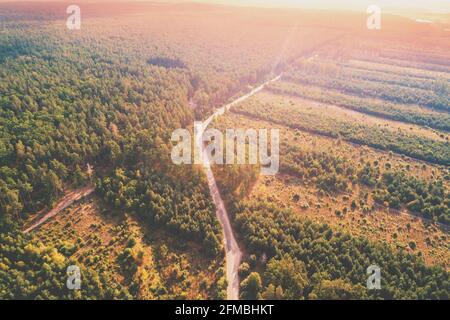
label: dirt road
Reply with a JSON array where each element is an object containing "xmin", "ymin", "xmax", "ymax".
[
  {"xmin": 200, "ymin": 74, "xmax": 281, "ymax": 300},
  {"xmin": 23, "ymin": 185, "xmax": 95, "ymax": 233}
]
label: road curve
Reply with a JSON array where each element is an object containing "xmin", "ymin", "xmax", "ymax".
[{"xmin": 200, "ymin": 75, "xmax": 281, "ymax": 300}]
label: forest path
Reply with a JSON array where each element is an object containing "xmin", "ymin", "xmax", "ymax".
[
  {"xmin": 200, "ymin": 74, "xmax": 281, "ymax": 300},
  {"xmin": 23, "ymin": 185, "xmax": 95, "ymax": 233}
]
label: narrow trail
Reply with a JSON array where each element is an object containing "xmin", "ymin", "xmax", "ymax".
[
  {"xmin": 200, "ymin": 75, "xmax": 281, "ymax": 300},
  {"xmin": 23, "ymin": 186, "xmax": 95, "ymax": 233}
]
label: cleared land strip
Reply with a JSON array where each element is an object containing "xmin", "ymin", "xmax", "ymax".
[
  {"xmin": 345, "ymin": 59, "xmax": 450, "ymax": 82},
  {"xmin": 267, "ymin": 80, "xmax": 450, "ymax": 132},
  {"xmin": 220, "ymin": 110, "xmax": 449, "ymax": 233},
  {"xmin": 283, "ymin": 72, "xmax": 449, "ymax": 111},
  {"xmin": 231, "ymin": 92, "xmax": 450, "ymax": 166},
  {"xmin": 23, "ymin": 186, "xmax": 95, "ymax": 233}
]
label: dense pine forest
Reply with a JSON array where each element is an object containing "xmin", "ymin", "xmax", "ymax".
[
  {"xmin": 0, "ymin": 22, "xmax": 220, "ymax": 298},
  {"xmin": 0, "ymin": 2, "xmax": 340, "ymax": 299},
  {"xmin": 0, "ymin": 2, "xmax": 449, "ymax": 300},
  {"xmin": 210, "ymin": 27, "xmax": 449, "ymax": 299}
]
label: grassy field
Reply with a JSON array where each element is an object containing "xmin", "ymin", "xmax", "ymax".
[
  {"xmin": 211, "ymin": 35, "xmax": 449, "ymax": 289},
  {"xmin": 214, "ymin": 112, "xmax": 449, "ymax": 268},
  {"xmin": 251, "ymin": 91, "xmax": 448, "ymax": 142}
]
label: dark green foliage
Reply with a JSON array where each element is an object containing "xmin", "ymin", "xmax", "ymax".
[
  {"xmin": 96, "ymin": 167, "xmax": 222, "ymax": 255},
  {"xmin": 240, "ymin": 272, "xmax": 262, "ymax": 300},
  {"xmin": 373, "ymin": 171, "xmax": 449, "ymax": 224},
  {"xmin": 0, "ymin": 221, "xmax": 130, "ymax": 299},
  {"xmin": 263, "ymin": 256, "xmax": 308, "ymax": 299},
  {"xmin": 147, "ymin": 56, "xmax": 186, "ymax": 69},
  {"xmin": 0, "ymin": 20, "xmax": 223, "ymax": 299},
  {"xmin": 281, "ymin": 144, "xmax": 350, "ymax": 193},
  {"xmin": 235, "ymin": 201, "xmax": 449, "ymax": 299},
  {"xmin": 0, "ymin": 30, "xmax": 193, "ymax": 220}
]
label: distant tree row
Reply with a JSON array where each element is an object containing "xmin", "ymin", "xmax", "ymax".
[
  {"xmin": 233, "ymin": 98, "xmax": 450, "ymax": 166},
  {"xmin": 267, "ymin": 81, "xmax": 450, "ymax": 132},
  {"xmin": 287, "ymin": 59, "xmax": 450, "ymax": 111}
]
